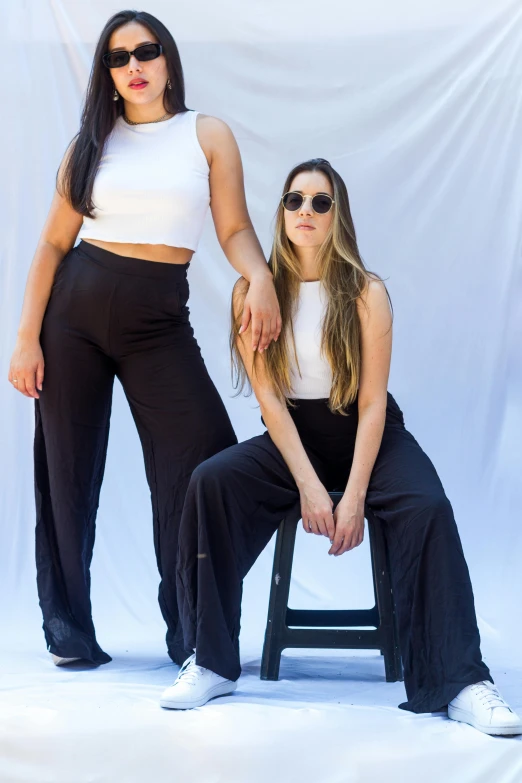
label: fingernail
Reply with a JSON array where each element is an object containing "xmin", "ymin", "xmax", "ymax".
[{"xmin": 238, "ymin": 326, "xmax": 243, "ymax": 334}]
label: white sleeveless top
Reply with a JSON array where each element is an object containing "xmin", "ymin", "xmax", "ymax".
[
  {"xmin": 288, "ymin": 281, "xmax": 333, "ymax": 399},
  {"xmin": 77, "ymin": 110, "xmax": 209, "ymax": 250}
]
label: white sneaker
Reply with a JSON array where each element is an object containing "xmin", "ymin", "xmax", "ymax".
[
  {"xmin": 160, "ymin": 653, "xmax": 237, "ymax": 710},
  {"xmin": 51, "ymin": 654, "xmax": 82, "ymax": 666},
  {"xmin": 448, "ymin": 680, "xmax": 522, "ymax": 735}
]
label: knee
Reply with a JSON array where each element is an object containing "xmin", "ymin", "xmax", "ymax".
[
  {"xmin": 425, "ymin": 490, "xmax": 452, "ymax": 518},
  {"xmin": 189, "ymin": 450, "xmax": 233, "ymax": 491},
  {"xmin": 409, "ymin": 489, "xmax": 454, "ymax": 532},
  {"xmin": 410, "ymin": 491, "xmax": 465, "ymax": 564},
  {"xmin": 190, "ymin": 456, "xmax": 219, "ymax": 488},
  {"xmin": 182, "ymin": 457, "xmax": 226, "ymax": 534},
  {"xmin": 409, "ymin": 488, "xmax": 456, "ymax": 541}
]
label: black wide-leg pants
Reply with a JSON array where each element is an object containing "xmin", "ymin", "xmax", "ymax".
[
  {"xmin": 176, "ymin": 394, "xmax": 492, "ymax": 713},
  {"xmin": 35, "ymin": 240, "xmax": 237, "ymax": 665}
]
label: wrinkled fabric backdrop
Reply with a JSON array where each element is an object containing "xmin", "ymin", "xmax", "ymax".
[{"xmin": 1, "ymin": 1, "xmax": 521, "ymax": 780}]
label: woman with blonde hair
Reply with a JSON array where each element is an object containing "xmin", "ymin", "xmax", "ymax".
[{"xmin": 163, "ymin": 158, "xmax": 520, "ymax": 736}]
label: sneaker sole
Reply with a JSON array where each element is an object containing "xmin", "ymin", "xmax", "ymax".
[
  {"xmin": 160, "ymin": 680, "xmax": 237, "ymax": 710},
  {"xmin": 52, "ymin": 655, "xmax": 82, "ymax": 666},
  {"xmin": 448, "ymin": 704, "xmax": 522, "ymax": 736}
]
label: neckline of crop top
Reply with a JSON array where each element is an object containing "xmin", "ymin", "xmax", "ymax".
[
  {"xmin": 116, "ymin": 111, "xmax": 181, "ymax": 132},
  {"xmin": 76, "ymin": 109, "xmax": 210, "ymax": 251}
]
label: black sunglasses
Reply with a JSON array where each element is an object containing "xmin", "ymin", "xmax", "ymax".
[
  {"xmin": 282, "ymin": 191, "xmax": 335, "ymax": 214},
  {"xmin": 103, "ymin": 43, "xmax": 163, "ymax": 69}
]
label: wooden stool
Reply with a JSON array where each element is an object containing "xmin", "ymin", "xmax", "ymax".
[{"xmin": 260, "ymin": 492, "xmax": 403, "ymax": 682}]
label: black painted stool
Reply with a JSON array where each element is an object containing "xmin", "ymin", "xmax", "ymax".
[{"xmin": 260, "ymin": 492, "xmax": 403, "ymax": 682}]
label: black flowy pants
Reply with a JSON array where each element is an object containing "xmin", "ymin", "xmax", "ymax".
[
  {"xmin": 35, "ymin": 240, "xmax": 237, "ymax": 665},
  {"xmin": 176, "ymin": 394, "xmax": 492, "ymax": 713}
]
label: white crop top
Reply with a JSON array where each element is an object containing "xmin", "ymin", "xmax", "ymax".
[
  {"xmin": 288, "ymin": 281, "xmax": 333, "ymax": 399},
  {"xmin": 77, "ymin": 110, "xmax": 209, "ymax": 250}
]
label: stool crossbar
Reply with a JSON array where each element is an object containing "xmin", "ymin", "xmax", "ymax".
[{"xmin": 260, "ymin": 492, "xmax": 403, "ymax": 682}]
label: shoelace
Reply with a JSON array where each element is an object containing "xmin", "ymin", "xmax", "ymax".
[
  {"xmin": 174, "ymin": 656, "xmax": 205, "ymax": 688},
  {"xmin": 470, "ymin": 682, "xmax": 511, "ymax": 711}
]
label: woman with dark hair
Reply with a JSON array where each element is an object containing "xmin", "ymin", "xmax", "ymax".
[
  {"xmin": 164, "ymin": 159, "xmax": 521, "ymax": 736},
  {"xmin": 8, "ymin": 10, "xmax": 280, "ymax": 667}
]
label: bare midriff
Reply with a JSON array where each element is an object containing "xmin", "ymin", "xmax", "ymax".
[{"xmin": 82, "ymin": 238, "xmax": 194, "ymax": 265}]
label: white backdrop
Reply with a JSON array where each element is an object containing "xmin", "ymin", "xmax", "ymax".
[{"xmin": 2, "ymin": 1, "xmax": 522, "ymax": 781}]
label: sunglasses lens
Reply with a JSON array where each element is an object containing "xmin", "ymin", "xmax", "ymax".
[
  {"xmin": 103, "ymin": 44, "xmax": 161, "ymax": 68},
  {"xmin": 312, "ymin": 195, "xmax": 333, "ymax": 214},
  {"xmin": 135, "ymin": 44, "xmax": 161, "ymax": 62},
  {"xmin": 283, "ymin": 193, "xmax": 303, "ymax": 211},
  {"xmin": 105, "ymin": 51, "xmax": 130, "ymax": 68}
]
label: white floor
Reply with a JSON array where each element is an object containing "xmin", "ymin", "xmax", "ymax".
[{"xmin": 1, "ymin": 640, "xmax": 521, "ymax": 783}]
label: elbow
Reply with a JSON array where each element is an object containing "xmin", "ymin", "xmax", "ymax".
[
  {"xmin": 258, "ymin": 396, "xmax": 273, "ymax": 419},
  {"xmin": 357, "ymin": 393, "xmax": 387, "ymax": 419},
  {"xmin": 37, "ymin": 238, "xmax": 73, "ymax": 259},
  {"xmin": 258, "ymin": 391, "xmax": 285, "ymax": 420},
  {"xmin": 218, "ymin": 222, "xmax": 253, "ymax": 251}
]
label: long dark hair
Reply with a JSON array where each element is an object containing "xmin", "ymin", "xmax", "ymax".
[{"xmin": 58, "ymin": 10, "xmax": 188, "ymax": 217}]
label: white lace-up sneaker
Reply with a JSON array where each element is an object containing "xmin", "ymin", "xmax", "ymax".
[
  {"xmin": 51, "ymin": 654, "xmax": 82, "ymax": 666},
  {"xmin": 160, "ymin": 653, "xmax": 237, "ymax": 710},
  {"xmin": 448, "ymin": 681, "xmax": 522, "ymax": 735}
]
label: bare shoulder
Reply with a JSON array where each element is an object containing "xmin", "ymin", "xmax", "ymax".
[
  {"xmin": 356, "ymin": 274, "xmax": 392, "ymax": 323},
  {"xmin": 232, "ymin": 277, "xmax": 250, "ymax": 309},
  {"xmin": 195, "ymin": 114, "xmax": 237, "ymax": 159},
  {"xmin": 232, "ymin": 276, "xmax": 250, "ymax": 317},
  {"xmin": 195, "ymin": 113, "xmax": 231, "ymax": 132}
]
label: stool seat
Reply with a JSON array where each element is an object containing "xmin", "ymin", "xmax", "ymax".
[{"xmin": 260, "ymin": 492, "xmax": 404, "ymax": 682}]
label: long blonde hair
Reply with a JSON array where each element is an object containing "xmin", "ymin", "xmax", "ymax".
[{"xmin": 231, "ymin": 158, "xmax": 390, "ymax": 413}]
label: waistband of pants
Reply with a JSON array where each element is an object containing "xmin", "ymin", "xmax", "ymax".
[
  {"xmin": 74, "ymin": 240, "xmax": 190, "ymax": 280},
  {"xmin": 287, "ymin": 391, "xmax": 402, "ymax": 435},
  {"xmin": 287, "ymin": 392, "xmax": 397, "ymax": 413},
  {"xmin": 287, "ymin": 397, "xmax": 358, "ymax": 415}
]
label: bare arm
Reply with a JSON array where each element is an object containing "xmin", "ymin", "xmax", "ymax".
[
  {"xmin": 197, "ymin": 116, "xmax": 282, "ymax": 352},
  {"xmin": 8, "ymin": 150, "xmax": 83, "ymax": 398},
  {"xmin": 329, "ymin": 278, "xmax": 393, "ymax": 556},
  {"xmin": 233, "ymin": 281, "xmax": 335, "ymax": 539}
]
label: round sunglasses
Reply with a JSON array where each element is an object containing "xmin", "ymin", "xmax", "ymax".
[
  {"xmin": 103, "ymin": 43, "xmax": 163, "ymax": 70},
  {"xmin": 282, "ymin": 191, "xmax": 335, "ymax": 214}
]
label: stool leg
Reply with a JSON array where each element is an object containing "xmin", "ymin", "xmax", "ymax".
[
  {"xmin": 261, "ymin": 512, "xmax": 299, "ymax": 680},
  {"xmin": 368, "ymin": 514, "xmax": 403, "ymax": 683}
]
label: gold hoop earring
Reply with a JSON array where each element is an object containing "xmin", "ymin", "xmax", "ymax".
[
  {"xmin": 166, "ymin": 78, "xmax": 172, "ymax": 90},
  {"xmin": 113, "ymin": 89, "xmax": 119, "ymax": 101}
]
